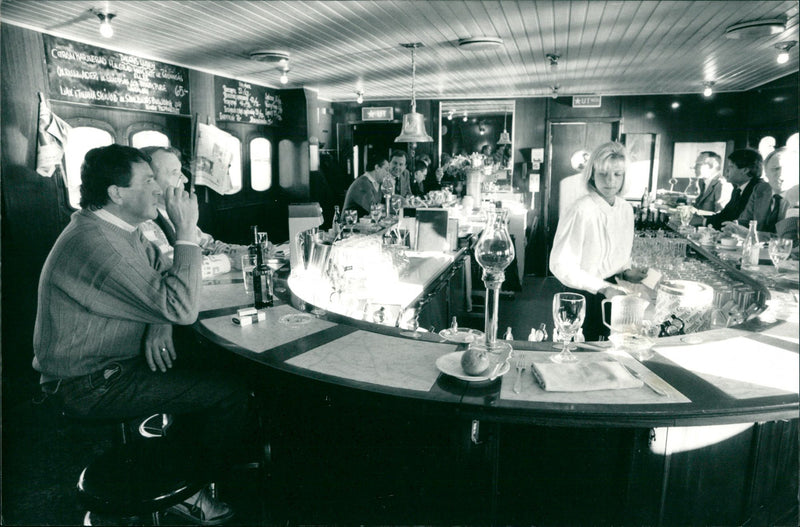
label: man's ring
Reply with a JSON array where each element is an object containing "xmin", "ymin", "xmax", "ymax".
[{"xmin": 160, "ymin": 347, "xmax": 168, "ymax": 353}]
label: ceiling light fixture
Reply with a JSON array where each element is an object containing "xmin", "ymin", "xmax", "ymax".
[
  {"xmin": 775, "ymin": 40, "xmax": 797, "ymax": 64},
  {"xmin": 497, "ymin": 111, "xmax": 511, "ymax": 145},
  {"xmin": 457, "ymin": 36, "xmax": 504, "ymax": 50},
  {"xmin": 703, "ymin": 81, "xmax": 715, "ymax": 97},
  {"xmin": 395, "ymin": 43, "xmax": 433, "ymax": 146},
  {"xmin": 248, "ymin": 49, "xmax": 291, "ymax": 64},
  {"xmin": 546, "ymin": 53, "xmax": 560, "ymax": 72},
  {"xmin": 671, "ymin": 101, "xmax": 680, "ymax": 109},
  {"xmin": 279, "ymin": 68, "xmax": 289, "ymax": 85},
  {"xmin": 356, "ymin": 90, "xmax": 364, "ymax": 104},
  {"xmin": 91, "ymin": 9, "xmax": 115, "ymax": 38},
  {"xmin": 725, "ymin": 18, "xmax": 785, "ymax": 39},
  {"xmin": 462, "ymin": 111, "xmax": 468, "ymax": 122},
  {"xmin": 551, "ymin": 85, "xmax": 560, "ymax": 99}
]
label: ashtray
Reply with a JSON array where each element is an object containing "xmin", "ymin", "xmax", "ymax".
[{"xmin": 278, "ymin": 313, "xmax": 313, "ymax": 326}]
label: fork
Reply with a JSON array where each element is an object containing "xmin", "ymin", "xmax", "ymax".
[{"xmin": 513, "ymin": 354, "xmax": 526, "ymax": 394}]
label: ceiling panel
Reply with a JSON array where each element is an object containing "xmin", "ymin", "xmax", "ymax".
[{"xmin": 1, "ymin": 0, "xmax": 797, "ymax": 101}]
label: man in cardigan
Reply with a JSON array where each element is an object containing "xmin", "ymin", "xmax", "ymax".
[
  {"xmin": 692, "ymin": 151, "xmax": 732, "ymax": 213},
  {"xmin": 138, "ymin": 146, "xmax": 251, "ymax": 275},
  {"xmin": 33, "ymin": 145, "xmax": 245, "ymax": 525}
]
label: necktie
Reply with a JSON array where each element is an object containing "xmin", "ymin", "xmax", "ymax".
[
  {"xmin": 155, "ymin": 211, "xmax": 177, "ymax": 245},
  {"xmin": 765, "ymin": 195, "xmax": 782, "ymax": 232}
]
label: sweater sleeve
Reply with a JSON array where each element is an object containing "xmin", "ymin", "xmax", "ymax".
[
  {"xmin": 57, "ymin": 226, "xmax": 202, "ymax": 325},
  {"xmin": 549, "ymin": 204, "xmax": 613, "ymax": 294}
]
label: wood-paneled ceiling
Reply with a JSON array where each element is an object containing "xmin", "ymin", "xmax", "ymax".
[{"xmin": 2, "ymin": 1, "xmax": 798, "ymax": 102}]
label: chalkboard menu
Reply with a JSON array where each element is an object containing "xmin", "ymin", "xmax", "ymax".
[
  {"xmin": 43, "ymin": 35, "xmax": 190, "ymax": 115},
  {"xmin": 214, "ymin": 76, "xmax": 283, "ymax": 125}
]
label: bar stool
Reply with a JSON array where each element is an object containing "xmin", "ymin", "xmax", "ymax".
[{"xmin": 72, "ymin": 413, "xmax": 206, "ymax": 526}]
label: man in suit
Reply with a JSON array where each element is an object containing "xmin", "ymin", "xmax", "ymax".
[
  {"xmin": 389, "ymin": 150, "xmax": 411, "ymax": 196},
  {"xmin": 138, "ymin": 146, "xmax": 250, "ymax": 274},
  {"xmin": 692, "ymin": 151, "xmax": 732, "ymax": 213},
  {"xmin": 707, "ymin": 149, "xmax": 772, "ymax": 230}
]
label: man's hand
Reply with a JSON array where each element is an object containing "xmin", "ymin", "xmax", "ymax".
[
  {"xmin": 721, "ymin": 221, "xmax": 747, "ymax": 238},
  {"xmin": 164, "ymin": 186, "xmax": 199, "ymax": 243},
  {"xmin": 144, "ymin": 324, "xmax": 176, "ymax": 373}
]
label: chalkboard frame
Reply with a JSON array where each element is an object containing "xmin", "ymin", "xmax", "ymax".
[{"xmin": 43, "ymin": 34, "xmax": 191, "ymax": 116}]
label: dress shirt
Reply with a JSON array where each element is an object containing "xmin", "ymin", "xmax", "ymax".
[
  {"xmin": 558, "ymin": 173, "xmax": 589, "ymax": 217},
  {"xmin": 549, "ymin": 192, "xmax": 633, "ymax": 294}
]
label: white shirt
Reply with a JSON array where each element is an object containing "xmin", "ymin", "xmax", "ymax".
[
  {"xmin": 559, "ymin": 173, "xmax": 589, "ymax": 217},
  {"xmin": 549, "ymin": 192, "xmax": 633, "ymax": 294}
]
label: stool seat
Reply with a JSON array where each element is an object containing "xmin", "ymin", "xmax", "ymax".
[{"xmin": 78, "ymin": 439, "xmax": 205, "ymax": 521}]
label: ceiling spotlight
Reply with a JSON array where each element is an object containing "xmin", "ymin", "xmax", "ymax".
[
  {"xmin": 546, "ymin": 53, "xmax": 560, "ymax": 71},
  {"xmin": 447, "ymin": 110, "xmax": 454, "ymax": 121},
  {"xmin": 356, "ymin": 90, "xmax": 364, "ymax": 104},
  {"xmin": 91, "ymin": 9, "xmax": 115, "ymax": 38},
  {"xmin": 671, "ymin": 101, "xmax": 680, "ymax": 109},
  {"xmin": 279, "ymin": 69, "xmax": 289, "ymax": 85},
  {"xmin": 462, "ymin": 111, "xmax": 468, "ymax": 122},
  {"xmin": 703, "ymin": 81, "xmax": 715, "ymax": 97},
  {"xmin": 775, "ymin": 40, "xmax": 797, "ymax": 64},
  {"xmin": 551, "ymin": 85, "xmax": 560, "ymax": 99}
]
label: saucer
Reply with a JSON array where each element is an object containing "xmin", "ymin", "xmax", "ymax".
[
  {"xmin": 439, "ymin": 328, "xmax": 484, "ymax": 343},
  {"xmin": 435, "ymin": 351, "xmax": 510, "ymax": 383}
]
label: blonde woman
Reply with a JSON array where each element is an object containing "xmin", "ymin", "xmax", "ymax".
[{"xmin": 549, "ymin": 141, "xmax": 645, "ymax": 339}]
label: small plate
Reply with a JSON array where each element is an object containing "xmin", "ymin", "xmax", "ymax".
[
  {"xmin": 438, "ymin": 327, "xmax": 484, "ymax": 343},
  {"xmin": 716, "ymin": 243, "xmax": 739, "ymax": 251},
  {"xmin": 435, "ymin": 351, "xmax": 510, "ymax": 383}
]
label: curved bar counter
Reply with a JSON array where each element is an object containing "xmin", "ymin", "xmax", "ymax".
[{"xmin": 193, "ymin": 239, "xmax": 798, "ymax": 524}]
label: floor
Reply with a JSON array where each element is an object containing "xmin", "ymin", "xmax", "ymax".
[{"xmin": 1, "ymin": 275, "xmax": 558, "ymax": 526}]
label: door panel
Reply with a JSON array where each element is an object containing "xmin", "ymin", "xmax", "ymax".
[{"xmin": 542, "ymin": 120, "xmax": 618, "ymax": 274}]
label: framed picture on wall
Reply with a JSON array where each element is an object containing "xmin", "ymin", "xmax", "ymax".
[{"xmin": 670, "ymin": 142, "xmax": 727, "ymax": 191}]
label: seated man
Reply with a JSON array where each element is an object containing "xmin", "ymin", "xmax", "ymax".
[
  {"xmin": 692, "ymin": 151, "xmax": 732, "ymax": 213},
  {"xmin": 343, "ymin": 151, "xmax": 389, "ymax": 218},
  {"xmin": 705, "ymin": 149, "xmax": 772, "ymax": 230},
  {"xmin": 33, "ymin": 145, "xmax": 249, "ymax": 525},
  {"xmin": 389, "ymin": 150, "xmax": 411, "ymax": 196},
  {"xmin": 139, "ymin": 146, "xmax": 250, "ymax": 273}
]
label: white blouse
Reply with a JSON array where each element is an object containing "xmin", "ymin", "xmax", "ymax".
[{"xmin": 549, "ymin": 192, "xmax": 633, "ymax": 294}]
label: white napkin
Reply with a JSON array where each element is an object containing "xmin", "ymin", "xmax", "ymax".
[{"xmin": 531, "ymin": 361, "xmax": 643, "ymax": 392}]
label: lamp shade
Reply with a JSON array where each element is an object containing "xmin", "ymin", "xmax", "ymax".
[
  {"xmin": 394, "ymin": 111, "xmax": 433, "ymax": 143},
  {"xmin": 497, "ymin": 130, "xmax": 512, "ymax": 145}
]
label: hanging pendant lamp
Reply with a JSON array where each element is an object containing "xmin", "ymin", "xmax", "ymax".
[
  {"xmin": 497, "ymin": 111, "xmax": 511, "ymax": 145},
  {"xmin": 395, "ymin": 43, "xmax": 433, "ymax": 145}
]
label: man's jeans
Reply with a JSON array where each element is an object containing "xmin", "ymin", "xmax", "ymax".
[{"xmin": 42, "ymin": 356, "xmax": 249, "ymax": 477}]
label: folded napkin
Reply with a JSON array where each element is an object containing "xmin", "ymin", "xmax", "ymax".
[{"xmin": 531, "ymin": 361, "xmax": 643, "ymax": 392}]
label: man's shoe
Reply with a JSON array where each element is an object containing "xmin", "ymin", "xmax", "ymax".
[{"xmin": 167, "ymin": 487, "xmax": 235, "ymax": 526}]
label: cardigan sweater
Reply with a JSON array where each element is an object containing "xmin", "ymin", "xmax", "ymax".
[{"xmin": 33, "ymin": 209, "xmax": 202, "ymax": 382}]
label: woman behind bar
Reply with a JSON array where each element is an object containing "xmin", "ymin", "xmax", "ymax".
[{"xmin": 549, "ymin": 141, "xmax": 645, "ymax": 340}]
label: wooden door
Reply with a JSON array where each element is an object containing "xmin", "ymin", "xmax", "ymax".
[{"xmin": 542, "ymin": 120, "xmax": 620, "ymax": 274}]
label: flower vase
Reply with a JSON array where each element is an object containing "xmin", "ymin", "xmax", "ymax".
[{"xmin": 466, "ymin": 167, "xmax": 483, "ymax": 203}]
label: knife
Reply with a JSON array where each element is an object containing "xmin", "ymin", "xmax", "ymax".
[{"xmin": 620, "ymin": 363, "xmax": 669, "ymax": 397}]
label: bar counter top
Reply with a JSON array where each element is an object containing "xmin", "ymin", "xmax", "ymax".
[{"xmin": 195, "ymin": 264, "xmax": 799, "ymax": 429}]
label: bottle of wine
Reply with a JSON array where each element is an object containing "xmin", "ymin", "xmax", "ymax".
[
  {"xmin": 252, "ymin": 226, "xmax": 273, "ymax": 308},
  {"xmin": 740, "ymin": 220, "xmax": 760, "ymax": 272},
  {"xmin": 331, "ymin": 205, "xmax": 341, "ymax": 238}
]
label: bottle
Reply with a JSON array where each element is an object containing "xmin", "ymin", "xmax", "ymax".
[
  {"xmin": 528, "ymin": 328, "xmax": 540, "ymax": 342},
  {"xmin": 538, "ymin": 323, "xmax": 548, "ymax": 342},
  {"xmin": 504, "ymin": 327, "xmax": 514, "ymax": 340},
  {"xmin": 252, "ymin": 226, "xmax": 273, "ymax": 308},
  {"xmin": 331, "ymin": 205, "xmax": 341, "ymax": 238},
  {"xmin": 740, "ymin": 220, "xmax": 760, "ymax": 272}
]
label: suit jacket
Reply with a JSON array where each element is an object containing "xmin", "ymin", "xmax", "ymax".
[
  {"xmin": 707, "ymin": 178, "xmax": 771, "ymax": 229},
  {"xmin": 693, "ymin": 176, "xmax": 731, "ymax": 212}
]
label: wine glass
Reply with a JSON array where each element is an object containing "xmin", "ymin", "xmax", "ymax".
[
  {"xmin": 380, "ymin": 176, "xmax": 395, "ymax": 216},
  {"xmin": 370, "ymin": 203, "xmax": 383, "ymax": 224},
  {"xmin": 390, "ymin": 195, "xmax": 403, "ymax": 217},
  {"xmin": 684, "ymin": 177, "xmax": 701, "ymax": 204},
  {"xmin": 343, "ymin": 209, "xmax": 358, "ymax": 232},
  {"xmin": 668, "ymin": 177, "xmax": 678, "ymax": 192},
  {"xmin": 768, "ymin": 237, "xmax": 793, "ymax": 274},
  {"xmin": 550, "ymin": 292, "xmax": 586, "ymax": 363}
]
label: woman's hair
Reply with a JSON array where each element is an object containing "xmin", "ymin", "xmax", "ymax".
[
  {"xmin": 79, "ymin": 144, "xmax": 151, "ymax": 210},
  {"xmin": 583, "ymin": 141, "xmax": 628, "ymax": 196}
]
